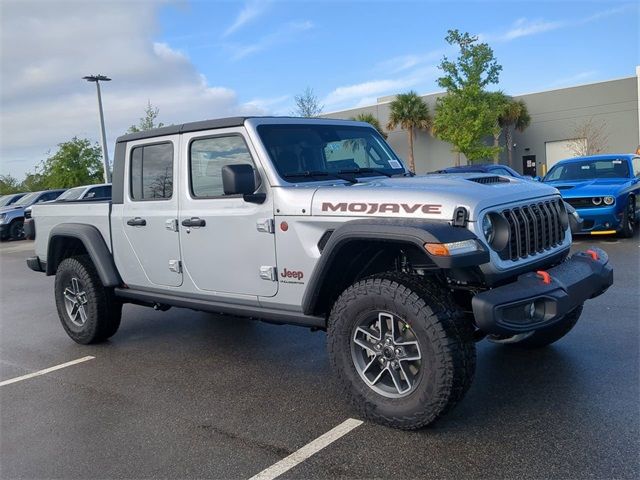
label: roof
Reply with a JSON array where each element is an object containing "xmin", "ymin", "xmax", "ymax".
[
  {"xmin": 115, "ymin": 116, "xmax": 363, "ymax": 143},
  {"xmin": 556, "ymin": 154, "xmax": 637, "ymax": 164}
]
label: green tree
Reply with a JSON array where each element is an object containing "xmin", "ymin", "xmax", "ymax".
[
  {"xmin": 292, "ymin": 87, "xmax": 323, "ymax": 117},
  {"xmin": 433, "ymin": 30, "xmax": 503, "ymax": 164},
  {"xmin": 386, "ymin": 91, "xmax": 431, "ymax": 173},
  {"xmin": 20, "ymin": 168, "xmax": 49, "ymax": 192},
  {"xmin": 0, "ymin": 174, "xmax": 21, "ymax": 194},
  {"xmin": 350, "ymin": 113, "xmax": 387, "ymax": 138},
  {"xmin": 39, "ymin": 137, "xmax": 104, "ymax": 188},
  {"xmin": 498, "ymin": 98, "xmax": 531, "ymax": 167},
  {"xmin": 128, "ymin": 100, "xmax": 165, "ymax": 133}
]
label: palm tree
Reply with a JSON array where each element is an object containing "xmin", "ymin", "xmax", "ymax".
[
  {"xmin": 498, "ymin": 98, "xmax": 531, "ymax": 168},
  {"xmin": 350, "ymin": 113, "xmax": 387, "ymax": 138},
  {"xmin": 386, "ymin": 91, "xmax": 431, "ymax": 173}
]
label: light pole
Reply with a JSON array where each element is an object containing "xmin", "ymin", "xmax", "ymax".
[{"xmin": 83, "ymin": 74, "xmax": 111, "ymax": 182}]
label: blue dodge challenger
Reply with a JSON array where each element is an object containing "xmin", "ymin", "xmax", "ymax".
[{"xmin": 543, "ymin": 154, "xmax": 639, "ymax": 237}]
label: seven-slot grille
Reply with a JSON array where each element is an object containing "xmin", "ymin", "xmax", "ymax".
[{"xmin": 500, "ymin": 198, "xmax": 566, "ymax": 261}]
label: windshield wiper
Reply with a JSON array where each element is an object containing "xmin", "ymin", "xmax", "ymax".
[
  {"xmin": 283, "ymin": 170, "xmax": 358, "ymax": 184},
  {"xmin": 338, "ymin": 167, "xmax": 396, "ymax": 178}
]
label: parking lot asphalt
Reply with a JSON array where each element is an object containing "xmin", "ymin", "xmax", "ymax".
[{"xmin": 1, "ymin": 235, "xmax": 639, "ymax": 479}]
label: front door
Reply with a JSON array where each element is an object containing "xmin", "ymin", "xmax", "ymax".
[
  {"xmin": 121, "ymin": 137, "xmax": 182, "ymax": 287},
  {"xmin": 179, "ymin": 129, "xmax": 277, "ymax": 297},
  {"xmin": 522, "ymin": 154, "xmax": 537, "ymax": 177}
]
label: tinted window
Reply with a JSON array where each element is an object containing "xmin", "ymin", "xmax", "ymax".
[
  {"xmin": 492, "ymin": 168, "xmax": 511, "ymax": 176},
  {"xmin": 85, "ymin": 185, "xmax": 111, "ymax": 199},
  {"xmin": 190, "ymin": 136, "xmax": 254, "ymax": 198},
  {"xmin": 130, "ymin": 143, "xmax": 173, "ymax": 200},
  {"xmin": 39, "ymin": 191, "xmax": 62, "ymax": 202}
]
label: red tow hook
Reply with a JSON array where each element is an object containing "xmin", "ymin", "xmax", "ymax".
[
  {"xmin": 585, "ymin": 249, "xmax": 600, "ymax": 261},
  {"xmin": 536, "ymin": 270, "xmax": 552, "ymax": 284}
]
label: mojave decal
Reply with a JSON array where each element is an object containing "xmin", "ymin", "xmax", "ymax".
[{"xmin": 321, "ymin": 202, "xmax": 442, "ymax": 215}]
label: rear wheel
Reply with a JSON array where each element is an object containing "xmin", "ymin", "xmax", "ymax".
[
  {"xmin": 54, "ymin": 255, "xmax": 122, "ymax": 344},
  {"xmin": 9, "ymin": 220, "xmax": 24, "ymax": 240},
  {"xmin": 489, "ymin": 305, "xmax": 583, "ymax": 348},
  {"xmin": 618, "ymin": 196, "xmax": 636, "ymax": 238},
  {"xmin": 327, "ymin": 273, "xmax": 475, "ymax": 429}
]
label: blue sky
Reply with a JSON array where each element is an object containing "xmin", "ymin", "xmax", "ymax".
[
  {"xmin": 1, "ymin": 0, "xmax": 638, "ymax": 178},
  {"xmin": 157, "ymin": 0, "xmax": 639, "ymax": 112}
]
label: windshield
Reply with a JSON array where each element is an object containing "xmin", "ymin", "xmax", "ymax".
[
  {"xmin": 56, "ymin": 186, "xmax": 86, "ymax": 201},
  {"xmin": 257, "ymin": 124, "xmax": 405, "ymax": 182},
  {"xmin": 545, "ymin": 158, "xmax": 630, "ymax": 181},
  {"xmin": 14, "ymin": 192, "xmax": 40, "ymax": 206},
  {"xmin": 0, "ymin": 195, "xmax": 14, "ymax": 207}
]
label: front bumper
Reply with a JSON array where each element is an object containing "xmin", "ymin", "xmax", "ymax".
[
  {"xmin": 472, "ymin": 248, "xmax": 612, "ymax": 335},
  {"xmin": 573, "ymin": 205, "xmax": 622, "ymax": 234}
]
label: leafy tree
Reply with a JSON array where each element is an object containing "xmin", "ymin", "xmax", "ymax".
[
  {"xmin": 128, "ymin": 100, "xmax": 165, "ymax": 133},
  {"xmin": 498, "ymin": 98, "xmax": 531, "ymax": 167},
  {"xmin": 350, "ymin": 113, "xmax": 387, "ymax": 138},
  {"xmin": 386, "ymin": 91, "xmax": 431, "ymax": 172},
  {"xmin": 437, "ymin": 29, "xmax": 502, "ymax": 93},
  {"xmin": 39, "ymin": 137, "xmax": 104, "ymax": 188},
  {"xmin": 292, "ymin": 87, "xmax": 323, "ymax": 117},
  {"xmin": 20, "ymin": 169, "xmax": 49, "ymax": 192},
  {"xmin": 0, "ymin": 174, "xmax": 21, "ymax": 194},
  {"xmin": 434, "ymin": 30, "xmax": 503, "ymax": 164}
]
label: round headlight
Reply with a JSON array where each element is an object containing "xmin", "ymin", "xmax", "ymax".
[
  {"xmin": 592, "ymin": 197, "xmax": 602, "ymax": 206},
  {"xmin": 603, "ymin": 196, "xmax": 615, "ymax": 205},
  {"xmin": 482, "ymin": 215, "xmax": 494, "ymax": 243}
]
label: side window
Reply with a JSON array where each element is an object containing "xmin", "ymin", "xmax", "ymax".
[
  {"xmin": 632, "ymin": 157, "xmax": 640, "ymax": 177},
  {"xmin": 40, "ymin": 191, "xmax": 60, "ymax": 202},
  {"xmin": 130, "ymin": 143, "xmax": 174, "ymax": 201},
  {"xmin": 86, "ymin": 186, "xmax": 111, "ymax": 199},
  {"xmin": 190, "ymin": 135, "xmax": 254, "ymax": 198},
  {"xmin": 492, "ymin": 168, "xmax": 511, "ymax": 176}
]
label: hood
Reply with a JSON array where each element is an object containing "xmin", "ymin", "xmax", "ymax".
[
  {"xmin": 0, "ymin": 205, "xmax": 24, "ymax": 215},
  {"xmin": 311, "ymin": 174, "xmax": 560, "ymax": 221},
  {"xmin": 545, "ymin": 178, "xmax": 629, "ymax": 197}
]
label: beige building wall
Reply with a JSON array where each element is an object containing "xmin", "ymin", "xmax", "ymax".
[{"xmin": 324, "ymin": 69, "xmax": 640, "ymax": 176}]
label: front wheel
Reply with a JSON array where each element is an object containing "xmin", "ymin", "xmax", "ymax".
[
  {"xmin": 618, "ymin": 196, "xmax": 636, "ymax": 238},
  {"xmin": 54, "ymin": 255, "xmax": 122, "ymax": 344},
  {"xmin": 327, "ymin": 273, "xmax": 476, "ymax": 430},
  {"xmin": 9, "ymin": 220, "xmax": 24, "ymax": 240}
]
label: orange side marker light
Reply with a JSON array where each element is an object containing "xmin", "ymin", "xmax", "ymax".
[{"xmin": 536, "ymin": 270, "xmax": 552, "ymax": 284}]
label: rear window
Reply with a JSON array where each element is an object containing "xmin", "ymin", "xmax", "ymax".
[{"xmin": 130, "ymin": 143, "xmax": 174, "ymax": 200}]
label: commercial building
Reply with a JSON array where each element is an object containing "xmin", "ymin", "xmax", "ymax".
[{"xmin": 324, "ymin": 67, "xmax": 640, "ymax": 176}]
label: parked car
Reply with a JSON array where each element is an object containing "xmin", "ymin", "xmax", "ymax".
[
  {"xmin": 27, "ymin": 116, "xmax": 613, "ymax": 430},
  {"xmin": 23, "ymin": 184, "xmax": 111, "ymax": 239},
  {"xmin": 543, "ymin": 154, "xmax": 640, "ymax": 237},
  {"xmin": 0, "ymin": 192, "xmax": 27, "ymax": 208},
  {"xmin": 432, "ymin": 163, "xmax": 527, "ymax": 179},
  {"xmin": 0, "ymin": 189, "xmax": 66, "ymax": 240}
]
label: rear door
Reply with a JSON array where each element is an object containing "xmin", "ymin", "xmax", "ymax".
[
  {"xmin": 121, "ymin": 137, "xmax": 182, "ymax": 287},
  {"xmin": 179, "ymin": 128, "xmax": 277, "ymax": 297}
]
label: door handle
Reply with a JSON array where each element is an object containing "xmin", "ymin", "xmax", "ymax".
[
  {"xmin": 127, "ymin": 217, "xmax": 147, "ymax": 226},
  {"xmin": 182, "ymin": 217, "xmax": 206, "ymax": 227}
]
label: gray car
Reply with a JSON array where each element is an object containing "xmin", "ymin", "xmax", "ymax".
[{"xmin": 0, "ymin": 189, "xmax": 65, "ymax": 240}]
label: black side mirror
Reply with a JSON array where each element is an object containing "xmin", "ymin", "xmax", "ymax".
[{"xmin": 221, "ymin": 164, "xmax": 265, "ymax": 204}]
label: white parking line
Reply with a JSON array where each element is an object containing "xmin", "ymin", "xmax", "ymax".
[
  {"xmin": 248, "ymin": 418, "xmax": 363, "ymax": 480},
  {"xmin": 0, "ymin": 356, "xmax": 95, "ymax": 387}
]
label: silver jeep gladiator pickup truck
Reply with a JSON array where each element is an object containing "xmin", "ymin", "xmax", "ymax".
[{"xmin": 28, "ymin": 117, "xmax": 613, "ymax": 429}]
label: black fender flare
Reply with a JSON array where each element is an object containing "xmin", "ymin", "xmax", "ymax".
[
  {"xmin": 46, "ymin": 223, "xmax": 122, "ymax": 287},
  {"xmin": 301, "ymin": 219, "xmax": 489, "ymax": 315}
]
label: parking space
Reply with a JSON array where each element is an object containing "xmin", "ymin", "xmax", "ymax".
[{"xmin": 1, "ymin": 236, "xmax": 639, "ymax": 479}]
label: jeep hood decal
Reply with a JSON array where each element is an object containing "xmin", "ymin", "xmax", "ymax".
[{"xmin": 311, "ymin": 174, "xmax": 560, "ymax": 220}]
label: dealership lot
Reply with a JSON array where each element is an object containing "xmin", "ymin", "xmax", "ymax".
[{"xmin": 1, "ymin": 236, "xmax": 638, "ymax": 479}]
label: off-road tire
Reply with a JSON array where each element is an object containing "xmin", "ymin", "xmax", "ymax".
[
  {"xmin": 9, "ymin": 219, "xmax": 24, "ymax": 240},
  {"xmin": 327, "ymin": 272, "xmax": 476, "ymax": 430},
  {"xmin": 619, "ymin": 196, "xmax": 636, "ymax": 238},
  {"xmin": 54, "ymin": 255, "xmax": 122, "ymax": 344},
  {"xmin": 499, "ymin": 305, "xmax": 583, "ymax": 349}
]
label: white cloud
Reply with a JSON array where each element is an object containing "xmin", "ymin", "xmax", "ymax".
[
  {"xmin": 223, "ymin": 0, "xmax": 271, "ymax": 37},
  {"xmin": 0, "ymin": 1, "xmax": 266, "ymax": 178},
  {"xmin": 227, "ymin": 20, "xmax": 314, "ymax": 61},
  {"xmin": 545, "ymin": 70, "xmax": 599, "ymax": 89},
  {"xmin": 376, "ymin": 49, "xmax": 444, "ymax": 74},
  {"xmin": 484, "ymin": 3, "xmax": 637, "ymax": 43}
]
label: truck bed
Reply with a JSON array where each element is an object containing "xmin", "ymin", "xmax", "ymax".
[{"xmin": 32, "ymin": 201, "xmax": 112, "ymax": 260}]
